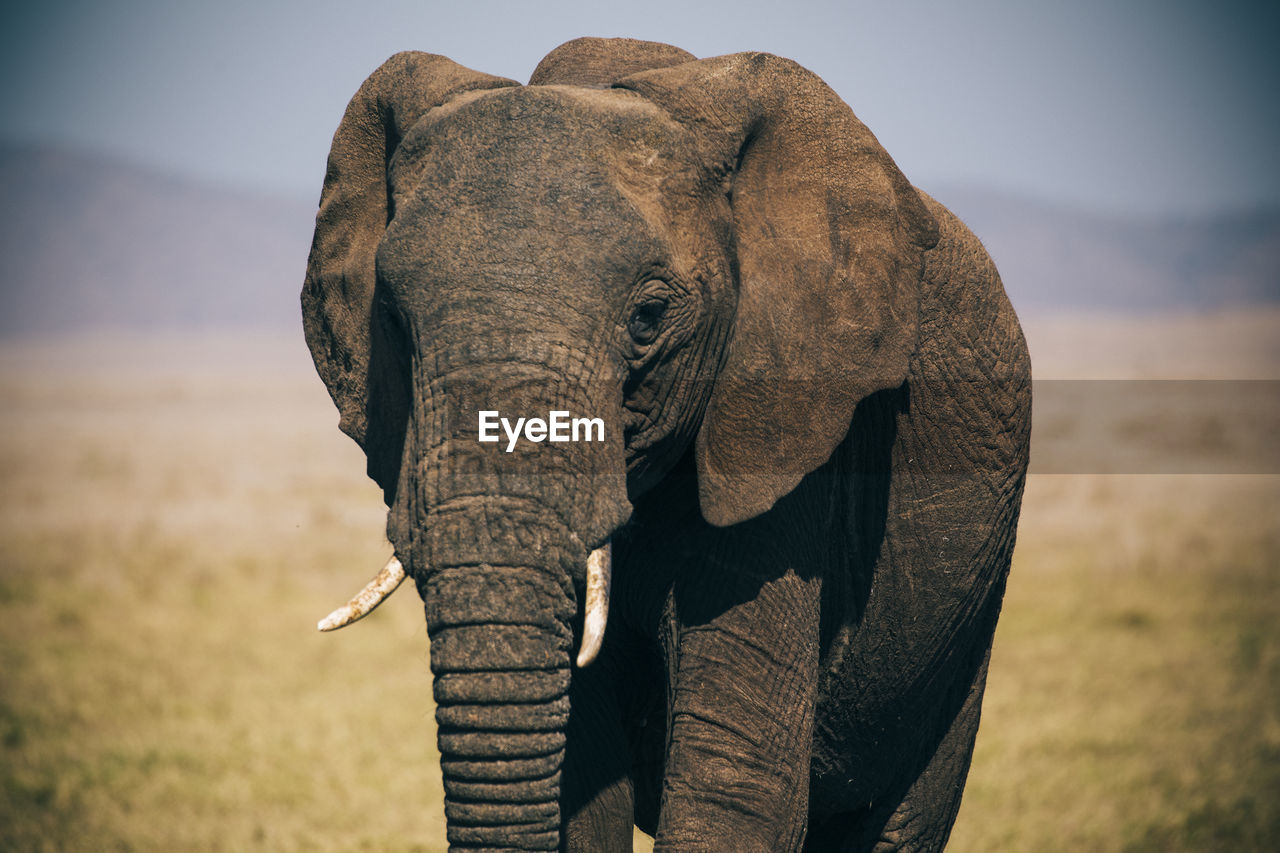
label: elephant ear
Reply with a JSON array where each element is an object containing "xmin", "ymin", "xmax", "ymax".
[
  {"xmin": 302, "ymin": 53, "xmax": 517, "ymax": 500},
  {"xmin": 618, "ymin": 53, "xmax": 939, "ymax": 527},
  {"xmin": 528, "ymin": 37, "xmax": 694, "ymax": 87}
]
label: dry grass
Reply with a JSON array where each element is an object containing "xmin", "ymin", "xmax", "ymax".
[
  {"xmin": 1, "ymin": 311, "xmax": 1277, "ymax": 851},
  {"xmin": 950, "ymin": 474, "xmax": 1279, "ymax": 851}
]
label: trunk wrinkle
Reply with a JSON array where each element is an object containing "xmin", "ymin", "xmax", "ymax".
[
  {"xmin": 435, "ymin": 696, "xmax": 571, "ymax": 731},
  {"xmin": 437, "ymin": 730, "xmax": 565, "ymax": 759},
  {"xmin": 441, "ymin": 754, "xmax": 563, "ymax": 782},
  {"xmin": 434, "ymin": 671, "xmax": 569, "ymax": 705}
]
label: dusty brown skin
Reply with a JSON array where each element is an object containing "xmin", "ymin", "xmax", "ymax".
[{"xmin": 303, "ymin": 37, "xmax": 1031, "ymax": 852}]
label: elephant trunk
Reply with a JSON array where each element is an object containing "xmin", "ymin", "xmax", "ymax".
[
  {"xmin": 415, "ymin": 483, "xmax": 583, "ymax": 850},
  {"xmin": 426, "ymin": 558, "xmax": 574, "ymax": 851},
  {"xmin": 387, "ymin": 344, "xmax": 628, "ymax": 849}
]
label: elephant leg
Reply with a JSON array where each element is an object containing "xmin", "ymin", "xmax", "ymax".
[
  {"xmin": 870, "ymin": 647, "xmax": 990, "ymax": 852},
  {"xmin": 654, "ymin": 567, "xmax": 822, "ymax": 852},
  {"xmin": 806, "ymin": 647, "xmax": 992, "ymax": 853},
  {"xmin": 561, "ymin": 636, "xmax": 639, "ymax": 852}
]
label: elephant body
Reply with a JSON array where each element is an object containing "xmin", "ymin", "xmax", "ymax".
[{"xmin": 303, "ymin": 38, "xmax": 1030, "ymax": 853}]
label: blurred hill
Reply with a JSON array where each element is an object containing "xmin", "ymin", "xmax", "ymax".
[
  {"xmin": 0, "ymin": 144, "xmax": 314, "ymax": 337},
  {"xmin": 1, "ymin": 144, "xmax": 1278, "ymax": 339},
  {"xmin": 934, "ymin": 187, "xmax": 1280, "ymax": 314}
]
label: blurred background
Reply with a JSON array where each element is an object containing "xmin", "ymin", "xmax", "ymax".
[{"xmin": 1, "ymin": 1, "xmax": 1276, "ymax": 850}]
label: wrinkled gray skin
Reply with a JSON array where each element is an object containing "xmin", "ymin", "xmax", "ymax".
[{"xmin": 303, "ymin": 37, "xmax": 1031, "ymax": 853}]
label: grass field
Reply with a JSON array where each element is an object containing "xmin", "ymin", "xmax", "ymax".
[{"xmin": 1, "ymin": 312, "xmax": 1277, "ymax": 851}]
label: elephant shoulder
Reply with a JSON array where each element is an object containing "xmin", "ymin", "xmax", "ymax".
[
  {"xmin": 912, "ymin": 190, "xmax": 1030, "ymax": 388},
  {"xmin": 914, "ymin": 192, "xmax": 1003, "ymax": 310}
]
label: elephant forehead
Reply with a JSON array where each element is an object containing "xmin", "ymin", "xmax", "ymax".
[
  {"xmin": 379, "ymin": 88, "xmax": 699, "ymax": 291},
  {"xmin": 399, "ymin": 84, "xmax": 685, "ymax": 161},
  {"xmin": 389, "ymin": 85, "xmax": 696, "ymax": 214},
  {"xmin": 380, "ymin": 159, "xmax": 665, "ymax": 286}
]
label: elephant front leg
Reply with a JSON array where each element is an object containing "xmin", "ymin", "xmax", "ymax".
[
  {"xmin": 560, "ymin": 637, "xmax": 639, "ymax": 852},
  {"xmin": 655, "ymin": 567, "xmax": 821, "ymax": 852}
]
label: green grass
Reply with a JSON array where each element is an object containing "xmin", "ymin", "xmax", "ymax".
[{"xmin": 1, "ymin": 329, "xmax": 1277, "ymax": 851}]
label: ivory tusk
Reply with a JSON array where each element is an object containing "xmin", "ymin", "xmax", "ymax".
[
  {"xmin": 317, "ymin": 556, "xmax": 407, "ymax": 632},
  {"xmin": 576, "ymin": 541, "xmax": 611, "ymax": 668}
]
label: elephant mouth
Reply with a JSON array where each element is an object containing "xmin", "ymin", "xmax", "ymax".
[{"xmin": 316, "ymin": 540, "xmax": 614, "ymax": 668}]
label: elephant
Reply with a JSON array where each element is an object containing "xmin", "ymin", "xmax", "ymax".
[{"xmin": 302, "ymin": 37, "xmax": 1031, "ymax": 853}]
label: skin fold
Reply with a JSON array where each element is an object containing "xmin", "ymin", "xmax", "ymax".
[{"xmin": 302, "ymin": 37, "xmax": 1031, "ymax": 853}]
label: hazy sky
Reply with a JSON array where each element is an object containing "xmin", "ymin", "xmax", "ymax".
[{"xmin": 2, "ymin": 0, "xmax": 1276, "ymax": 215}]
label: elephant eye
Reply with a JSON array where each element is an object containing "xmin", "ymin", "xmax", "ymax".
[{"xmin": 627, "ymin": 299, "xmax": 667, "ymax": 346}]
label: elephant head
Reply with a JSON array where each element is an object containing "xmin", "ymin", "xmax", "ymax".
[{"xmin": 303, "ymin": 38, "xmax": 937, "ymax": 850}]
